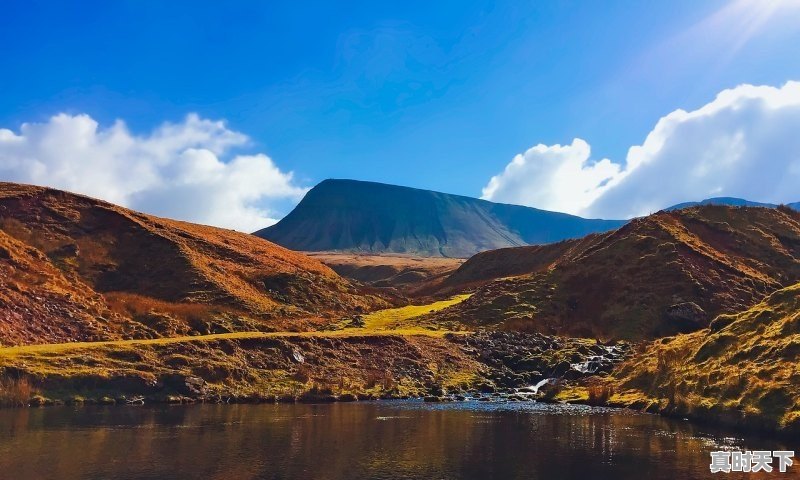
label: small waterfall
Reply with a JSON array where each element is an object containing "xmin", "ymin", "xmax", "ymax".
[{"xmin": 518, "ymin": 378, "xmax": 556, "ymax": 395}]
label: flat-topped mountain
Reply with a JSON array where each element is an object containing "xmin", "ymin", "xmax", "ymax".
[
  {"xmin": 0, "ymin": 182, "xmax": 385, "ymax": 345},
  {"xmin": 255, "ymin": 179, "xmax": 625, "ymax": 258}
]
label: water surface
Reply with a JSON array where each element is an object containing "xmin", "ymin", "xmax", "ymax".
[{"xmin": 0, "ymin": 401, "xmax": 795, "ymax": 479}]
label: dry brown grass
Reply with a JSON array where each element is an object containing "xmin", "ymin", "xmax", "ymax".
[
  {"xmin": 587, "ymin": 382, "xmax": 615, "ymax": 405},
  {"xmin": 0, "ymin": 377, "xmax": 34, "ymax": 407},
  {"xmin": 429, "ymin": 205, "xmax": 800, "ymax": 341},
  {"xmin": 104, "ymin": 292, "xmax": 214, "ymax": 323},
  {"xmin": 0, "ymin": 181, "xmax": 391, "ymax": 346},
  {"xmin": 607, "ymin": 281, "xmax": 800, "ymax": 435}
]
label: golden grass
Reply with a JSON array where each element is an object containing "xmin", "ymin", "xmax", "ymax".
[
  {"xmin": 0, "ymin": 328, "xmax": 466, "ymax": 358},
  {"xmin": 606, "ymin": 282, "xmax": 800, "ymax": 434},
  {"xmin": 361, "ymin": 294, "xmax": 471, "ymax": 330},
  {"xmin": 0, "ymin": 295, "xmax": 478, "ymax": 405}
]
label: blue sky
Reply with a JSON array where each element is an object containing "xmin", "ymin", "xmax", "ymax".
[{"xmin": 1, "ymin": 1, "xmax": 800, "ymax": 228}]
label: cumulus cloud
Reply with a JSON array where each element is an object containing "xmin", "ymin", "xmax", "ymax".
[
  {"xmin": 481, "ymin": 139, "xmax": 621, "ymax": 215},
  {"xmin": 0, "ymin": 113, "xmax": 307, "ymax": 231},
  {"xmin": 482, "ymin": 81, "xmax": 800, "ymax": 219}
]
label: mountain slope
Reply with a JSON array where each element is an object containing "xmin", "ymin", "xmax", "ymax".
[
  {"xmin": 0, "ymin": 182, "xmax": 386, "ymax": 345},
  {"xmin": 426, "ymin": 236, "xmax": 599, "ymax": 296},
  {"xmin": 0, "ymin": 229, "xmax": 137, "ymax": 346},
  {"xmin": 606, "ymin": 281, "xmax": 800, "ymax": 434},
  {"xmin": 429, "ymin": 205, "xmax": 800, "ymax": 340},
  {"xmin": 255, "ymin": 179, "xmax": 625, "ymax": 258}
]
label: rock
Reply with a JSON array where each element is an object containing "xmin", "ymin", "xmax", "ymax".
[
  {"xmin": 291, "ymin": 349, "xmax": 305, "ymax": 363},
  {"xmin": 338, "ymin": 393, "xmax": 358, "ymax": 402},
  {"xmin": 98, "ymin": 396, "xmax": 116, "ymax": 405},
  {"xmin": 562, "ymin": 368, "xmax": 584, "ymax": 381},
  {"xmin": 709, "ymin": 314, "xmax": 736, "ymax": 333},
  {"xmin": 663, "ymin": 302, "xmax": 708, "ymax": 332},
  {"xmin": 423, "ymin": 396, "xmax": 443, "ymax": 402},
  {"xmin": 476, "ymin": 382, "xmax": 496, "ymax": 393},
  {"xmin": 28, "ymin": 395, "xmax": 52, "ymax": 407},
  {"xmin": 66, "ymin": 395, "xmax": 85, "ymax": 405},
  {"xmin": 184, "ymin": 376, "xmax": 208, "ymax": 395},
  {"xmin": 553, "ymin": 361, "xmax": 571, "ymax": 377},
  {"xmin": 427, "ymin": 385, "xmax": 444, "ymax": 396},
  {"xmin": 50, "ymin": 243, "xmax": 80, "ymax": 258}
]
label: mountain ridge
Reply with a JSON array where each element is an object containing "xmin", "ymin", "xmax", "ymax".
[{"xmin": 668, "ymin": 196, "xmax": 800, "ymax": 211}]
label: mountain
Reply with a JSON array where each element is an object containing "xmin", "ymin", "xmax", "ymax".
[
  {"xmin": 255, "ymin": 179, "xmax": 626, "ymax": 258},
  {"xmin": 607, "ymin": 281, "xmax": 800, "ymax": 435},
  {"xmin": 427, "ymin": 205, "xmax": 800, "ymax": 340},
  {"xmin": 0, "ymin": 182, "xmax": 386, "ymax": 346},
  {"xmin": 668, "ymin": 196, "xmax": 800, "ymax": 211}
]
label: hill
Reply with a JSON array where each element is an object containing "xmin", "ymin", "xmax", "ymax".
[
  {"xmin": 255, "ymin": 179, "xmax": 625, "ymax": 258},
  {"xmin": 0, "ymin": 182, "xmax": 386, "ymax": 345},
  {"xmin": 427, "ymin": 205, "xmax": 800, "ymax": 340},
  {"xmin": 669, "ymin": 196, "xmax": 800, "ymax": 211},
  {"xmin": 306, "ymin": 252, "xmax": 463, "ymax": 295},
  {"xmin": 425, "ymin": 236, "xmax": 598, "ymax": 296},
  {"xmin": 604, "ymin": 281, "xmax": 800, "ymax": 435}
]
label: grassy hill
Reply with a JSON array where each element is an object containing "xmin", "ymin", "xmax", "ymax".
[
  {"xmin": 428, "ymin": 205, "xmax": 800, "ymax": 340},
  {"xmin": 0, "ymin": 182, "xmax": 387, "ymax": 345},
  {"xmin": 600, "ymin": 281, "xmax": 800, "ymax": 435},
  {"xmin": 255, "ymin": 179, "xmax": 625, "ymax": 258},
  {"xmin": 306, "ymin": 252, "xmax": 463, "ymax": 296}
]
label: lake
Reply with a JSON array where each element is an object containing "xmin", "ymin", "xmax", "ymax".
[{"xmin": 0, "ymin": 401, "xmax": 795, "ymax": 479}]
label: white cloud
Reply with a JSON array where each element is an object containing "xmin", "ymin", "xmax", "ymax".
[
  {"xmin": 481, "ymin": 139, "xmax": 620, "ymax": 216},
  {"xmin": 0, "ymin": 113, "xmax": 307, "ymax": 231},
  {"xmin": 482, "ymin": 81, "xmax": 800, "ymax": 218}
]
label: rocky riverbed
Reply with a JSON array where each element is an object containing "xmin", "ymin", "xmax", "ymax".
[{"xmin": 423, "ymin": 331, "xmax": 632, "ymax": 402}]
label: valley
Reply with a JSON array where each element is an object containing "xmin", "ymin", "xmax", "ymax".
[{"xmin": 1, "ymin": 181, "xmax": 799, "ymax": 439}]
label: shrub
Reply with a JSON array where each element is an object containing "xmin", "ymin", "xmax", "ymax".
[
  {"xmin": 0, "ymin": 377, "xmax": 35, "ymax": 407},
  {"xmin": 587, "ymin": 383, "xmax": 614, "ymax": 405}
]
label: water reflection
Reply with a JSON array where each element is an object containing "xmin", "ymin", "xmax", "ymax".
[{"xmin": 0, "ymin": 402, "xmax": 794, "ymax": 479}]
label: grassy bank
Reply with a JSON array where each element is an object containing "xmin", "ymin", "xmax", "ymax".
[
  {"xmin": 0, "ymin": 295, "xmax": 478, "ymax": 406},
  {"xmin": 0, "ymin": 332, "xmax": 484, "ymax": 406},
  {"xmin": 558, "ymin": 283, "xmax": 800, "ymax": 437}
]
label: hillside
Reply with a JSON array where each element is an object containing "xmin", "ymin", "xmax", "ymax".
[
  {"xmin": 603, "ymin": 281, "xmax": 800, "ymax": 435},
  {"xmin": 426, "ymin": 235, "xmax": 599, "ymax": 296},
  {"xmin": 428, "ymin": 205, "xmax": 800, "ymax": 340},
  {"xmin": 0, "ymin": 182, "xmax": 386, "ymax": 346},
  {"xmin": 307, "ymin": 252, "xmax": 463, "ymax": 295},
  {"xmin": 255, "ymin": 179, "xmax": 625, "ymax": 258}
]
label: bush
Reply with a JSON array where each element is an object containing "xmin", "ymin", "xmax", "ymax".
[
  {"xmin": 0, "ymin": 377, "xmax": 35, "ymax": 407},
  {"xmin": 587, "ymin": 383, "xmax": 614, "ymax": 405}
]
